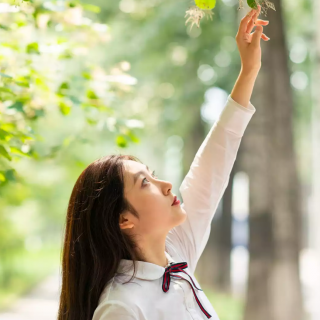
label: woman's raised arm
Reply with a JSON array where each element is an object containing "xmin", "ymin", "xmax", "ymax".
[{"xmin": 166, "ymin": 5, "xmax": 269, "ymax": 273}]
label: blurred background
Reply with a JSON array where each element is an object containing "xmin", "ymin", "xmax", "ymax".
[{"xmin": 0, "ymin": 0, "xmax": 319, "ymax": 319}]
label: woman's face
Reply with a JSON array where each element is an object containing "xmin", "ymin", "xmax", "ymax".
[{"xmin": 120, "ymin": 160, "xmax": 186, "ymax": 236}]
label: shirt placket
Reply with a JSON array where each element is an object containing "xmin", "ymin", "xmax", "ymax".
[{"xmin": 171, "ymin": 274, "xmax": 204, "ymax": 320}]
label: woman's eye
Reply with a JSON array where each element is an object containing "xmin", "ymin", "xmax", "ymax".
[{"xmin": 142, "ymin": 171, "xmax": 157, "ymax": 185}]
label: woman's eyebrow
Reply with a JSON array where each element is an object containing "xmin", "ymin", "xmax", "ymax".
[{"xmin": 133, "ymin": 165, "xmax": 150, "ymax": 185}]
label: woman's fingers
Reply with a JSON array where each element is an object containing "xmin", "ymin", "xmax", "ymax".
[
  {"xmin": 246, "ymin": 10, "xmax": 258, "ymax": 33},
  {"xmin": 247, "ymin": 19, "xmax": 269, "ymax": 34},
  {"xmin": 251, "ymin": 25, "xmax": 263, "ymax": 46},
  {"xmin": 238, "ymin": 5, "xmax": 262, "ymax": 36},
  {"xmin": 256, "ymin": 19, "xmax": 269, "ymax": 25},
  {"xmin": 238, "ymin": 10, "xmax": 256, "ymax": 35},
  {"xmin": 247, "ymin": 30, "xmax": 270, "ymax": 42},
  {"xmin": 237, "ymin": 5, "xmax": 270, "ymax": 44}
]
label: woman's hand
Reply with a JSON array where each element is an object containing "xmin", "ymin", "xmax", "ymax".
[{"xmin": 235, "ymin": 5, "xmax": 270, "ymax": 75}]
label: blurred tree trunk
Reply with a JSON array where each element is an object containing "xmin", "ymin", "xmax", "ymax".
[
  {"xmin": 181, "ymin": 108, "xmax": 205, "ymax": 178},
  {"xmin": 237, "ymin": 1, "xmax": 304, "ymax": 320}
]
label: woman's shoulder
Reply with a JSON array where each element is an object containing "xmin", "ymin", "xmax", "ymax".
[
  {"xmin": 98, "ymin": 274, "xmax": 145, "ymax": 305},
  {"xmin": 92, "ymin": 298, "xmax": 138, "ymax": 320},
  {"xmin": 94, "ymin": 276, "xmax": 143, "ymax": 319}
]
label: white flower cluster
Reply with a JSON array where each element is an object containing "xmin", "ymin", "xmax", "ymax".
[{"xmin": 185, "ymin": 5, "xmax": 214, "ymax": 29}]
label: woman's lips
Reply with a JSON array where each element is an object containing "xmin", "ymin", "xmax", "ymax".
[{"xmin": 172, "ymin": 197, "xmax": 180, "ymax": 206}]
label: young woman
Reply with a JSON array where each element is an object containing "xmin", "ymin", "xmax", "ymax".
[{"xmin": 58, "ymin": 5, "xmax": 269, "ymax": 320}]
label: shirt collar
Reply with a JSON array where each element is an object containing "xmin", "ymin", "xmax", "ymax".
[{"xmin": 116, "ymin": 251, "xmax": 175, "ymax": 280}]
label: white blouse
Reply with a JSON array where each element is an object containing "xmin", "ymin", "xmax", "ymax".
[{"xmin": 92, "ymin": 94, "xmax": 256, "ymax": 320}]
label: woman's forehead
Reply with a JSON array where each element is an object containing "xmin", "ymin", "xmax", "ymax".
[{"xmin": 123, "ymin": 160, "xmax": 146, "ymax": 173}]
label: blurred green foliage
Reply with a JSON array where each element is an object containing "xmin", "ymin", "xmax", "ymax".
[
  {"xmin": 0, "ymin": 245, "xmax": 60, "ymax": 310},
  {"xmin": 0, "ymin": 0, "xmax": 141, "ymax": 186}
]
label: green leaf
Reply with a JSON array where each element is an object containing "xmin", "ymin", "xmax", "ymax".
[
  {"xmin": 57, "ymin": 82, "xmax": 70, "ymax": 96},
  {"xmin": 82, "ymin": 71, "xmax": 92, "ymax": 80},
  {"xmin": 0, "ymin": 172, "xmax": 6, "ymax": 182},
  {"xmin": 87, "ymin": 89, "xmax": 98, "ymax": 99},
  {"xmin": 35, "ymin": 77, "xmax": 49, "ymax": 91},
  {"xmin": 0, "ymin": 145, "xmax": 12, "ymax": 161},
  {"xmin": 68, "ymin": 2, "xmax": 77, "ymax": 8},
  {"xmin": 16, "ymin": 20, "xmax": 28, "ymax": 28},
  {"xmin": 59, "ymin": 101, "xmax": 72, "ymax": 115},
  {"xmin": 0, "ymin": 129, "xmax": 12, "ymax": 141},
  {"xmin": 57, "ymin": 37, "xmax": 68, "ymax": 44},
  {"xmin": 0, "ymin": 87, "xmax": 16, "ymax": 96},
  {"xmin": 247, "ymin": 0, "xmax": 258, "ymax": 9},
  {"xmin": 86, "ymin": 118, "xmax": 98, "ymax": 125},
  {"xmin": 7, "ymin": 101, "xmax": 24, "ymax": 113},
  {"xmin": 195, "ymin": 0, "xmax": 216, "ymax": 10},
  {"xmin": 9, "ymin": 147, "xmax": 31, "ymax": 158},
  {"xmin": 60, "ymin": 82, "xmax": 70, "ymax": 90},
  {"xmin": 15, "ymin": 131, "xmax": 35, "ymax": 142},
  {"xmin": 0, "ymin": 123, "xmax": 15, "ymax": 131},
  {"xmin": 26, "ymin": 42, "xmax": 40, "ymax": 54},
  {"xmin": 0, "ymin": 24, "xmax": 10, "ymax": 31},
  {"xmin": 128, "ymin": 131, "xmax": 140, "ymax": 143},
  {"xmin": 15, "ymin": 81, "xmax": 30, "ymax": 88},
  {"xmin": 2, "ymin": 42, "xmax": 20, "ymax": 51},
  {"xmin": 116, "ymin": 135, "xmax": 127, "ymax": 148}
]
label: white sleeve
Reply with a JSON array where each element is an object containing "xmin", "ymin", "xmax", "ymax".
[
  {"xmin": 92, "ymin": 300, "xmax": 138, "ymax": 320},
  {"xmin": 166, "ymin": 94, "xmax": 256, "ymax": 273}
]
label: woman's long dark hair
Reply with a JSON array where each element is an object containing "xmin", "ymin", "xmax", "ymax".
[{"xmin": 58, "ymin": 154, "xmax": 145, "ymax": 320}]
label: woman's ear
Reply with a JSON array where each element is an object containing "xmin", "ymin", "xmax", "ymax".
[{"xmin": 119, "ymin": 212, "xmax": 135, "ymax": 230}]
